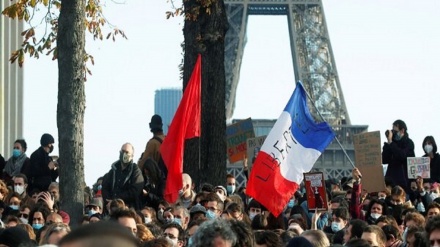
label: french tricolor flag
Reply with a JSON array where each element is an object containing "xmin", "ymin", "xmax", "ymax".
[{"xmin": 246, "ymin": 82, "xmax": 335, "ymax": 216}]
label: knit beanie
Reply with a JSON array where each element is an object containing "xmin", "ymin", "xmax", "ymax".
[{"xmin": 40, "ymin": 133, "xmax": 55, "ymax": 146}]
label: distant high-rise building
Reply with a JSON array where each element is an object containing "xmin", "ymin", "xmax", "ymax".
[
  {"xmin": 1, "ymin": 5, "xmax": 24, "ymax": 156},
  {"xmin": 154, "ymin": 88, "xmax": 182, "ymax": 134}
]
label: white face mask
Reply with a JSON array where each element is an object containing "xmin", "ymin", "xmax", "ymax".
[
  {"xmin": 14, "ymin": 185, "xmax": 25, "ymax": 195},
  {"xmin": 370, "ymin": 213, "xmax": 381, "ymax": 219},
  {"xmin": 20, "ymin": 217, "xmax": 28, "ymax": 224},
  {"xmin": 144, "ymin": 217, "xmax": 152, "ymax": 224},
  {"xmin": 425, "ymin": 144, "xmax": 434, "ymax": 154}
]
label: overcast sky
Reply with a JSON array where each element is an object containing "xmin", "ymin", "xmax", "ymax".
[{"xmin": 17, "ymin": 0, "xmax": 440, "ymax": 186}]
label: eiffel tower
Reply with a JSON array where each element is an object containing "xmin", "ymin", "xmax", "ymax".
[{"xmin": 224, "ymin": 0, "xmax": 368, "ymax": 181}]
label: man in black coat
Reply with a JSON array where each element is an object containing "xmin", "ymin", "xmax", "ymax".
[
  {"xmin": 102, "ymin": 143, "xmax": 144, "ymax": 211},
  {"xmin": 29, "ymin": 133, "xmax": 58, "ymax": 192}
]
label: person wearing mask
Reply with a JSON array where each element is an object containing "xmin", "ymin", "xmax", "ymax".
[
  {"xmin": 3, "ymin": 139, "xmax": 31, "ymax": 184},
  {"xmin": 226, "ymin": 174, "xmax": 236, "ymax": 196},
  {"xmin": 163, "ymin": 222, "xmax": 184, "ymax": 247},
  {"xmin": 247, "ymin": 199, "xmax": 263, "ymax": 222},
  {"xmin": 364, "ymin": 199, "xmax": 389, "ymax": 225},
  {"xmin": 29, "ymin": 133, "xmax": 58, "ymax": 192},
  {"xmin": 204, "ymin": 192, "xmax": 224, "ymax": 220},
  {"xmin": 85, "ymin": 198, "xmax": 103, "ymax": 217},
  {"xmin": 175, "ymin": 173, "xmax": 194, "ymax": 209},
  {"xmin": 382, "ymin": 120, "xmax": 415, "ymax": 193},
  {"xmin": 102, "ymin": 143, "xmax": 144, "ymax": 210},
  {"xmin": 423, "ymin": 136, "xmax": 440, "ymax": 183},
  {"xmin": 29, "ymin": 207, "xmax": 50, "ymax": 231},
  {"xmin": 12, "ymin": 174, "xmax": 34, "ymax": 207}
]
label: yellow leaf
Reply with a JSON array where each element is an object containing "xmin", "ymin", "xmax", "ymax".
[
  {"xmin": 43, "ymin": 0, "xmax": 49, "ymax": 6},
  {"xmin": 30, "ymin": 0, "xmax": 36, "ymax": 7}
]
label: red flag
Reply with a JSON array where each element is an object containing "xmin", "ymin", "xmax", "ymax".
[{"xmin": 161, "ymin": 55, "xmax": 201, "ymax": 203}]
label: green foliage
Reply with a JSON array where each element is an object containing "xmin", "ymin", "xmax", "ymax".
[{"xmin": 2, "ymin": 0, "xmax": 127, "ymax": 80}]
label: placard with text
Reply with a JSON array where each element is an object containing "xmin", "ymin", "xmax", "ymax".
[
  {"xmin": 407, "ymin": 157, "xmax": 430, "ymax": 179},
  {"xmin": 304, "ymin": 172, "xmax": 328, "ymax": 212},
  {"xmin": 226, "ymin": 118, "xmax": 255, "ymax": 163}
]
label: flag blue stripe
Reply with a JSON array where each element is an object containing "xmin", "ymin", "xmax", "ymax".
[{"xmin": 283, "ymin": 82, "xmax": 335, "ymax": 152}]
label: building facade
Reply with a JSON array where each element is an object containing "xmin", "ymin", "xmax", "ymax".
[
  {"xmin": 154, "ymin": 88, "xmax": 182, "ymax": 134},
  {"xmin": 1, "ymin": 3, "xmax": 24, "ymax": 157}
]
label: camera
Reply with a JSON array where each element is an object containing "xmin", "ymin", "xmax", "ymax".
[{"xmin": 385, "ymin": 130, "xmax": 397, "ymax": 138}]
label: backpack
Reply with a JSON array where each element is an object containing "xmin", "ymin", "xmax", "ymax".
[{"xmin": 151, "ymin": 136, "xmax": 168, "ymax": 180}]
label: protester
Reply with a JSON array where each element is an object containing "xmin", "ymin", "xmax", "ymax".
[
  {"xmin": 102, "ymin": 143, "xmax": 144, "ymax": 210},
  {"xmin": 382, "ymin": 120, "xmax": 415, "ymax": 192},
  {"xmin": 29, "ymin": 133, "xmax": 58, "ymax": 192},
  {"xmin": 138, "ymin": 114, "xmax": 165, "ymax": 172},
  {"xmin": 3, "ymin": 139, "xmax": 31, "ymax": 184}
]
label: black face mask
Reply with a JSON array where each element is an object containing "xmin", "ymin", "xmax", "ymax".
[{"xmin": 49, "ymin": 145, "xmax": 54, "ymax": 153}]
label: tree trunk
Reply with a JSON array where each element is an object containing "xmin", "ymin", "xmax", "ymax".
[
  {"xmin": 183, "ymin": 0, "xmax": 228, "ymax": 189},
  {"xmin": 57, "ymin": 0, "xmax": 86, "ymax": 226}
]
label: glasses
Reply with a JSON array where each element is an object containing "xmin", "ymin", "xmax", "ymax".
[
  {"xmin": 163, "ymin": 233, "xmax": 177, "ymax": 239},
  {"xmin": 19, "ymin": 213, "xmax": 29, "ymax": 219}
]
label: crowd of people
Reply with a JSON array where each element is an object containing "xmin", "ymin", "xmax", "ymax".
[{"xmin": 1, "ymin": 117, "xmax": 440, "ymax": 247}]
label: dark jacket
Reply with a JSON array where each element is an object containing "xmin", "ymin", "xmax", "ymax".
[
  {"xmin": 426, "ymin": 153, "xmax": 440, "ymax": 183},
  {"xmin": 102, "ymin": 161, "xmax": 144, "ymax": 210},
  {"xmin": 382, "ymin": 135, "xmax": 415, "ymax": 192},
  {"xmin": 29, "ymin": 147, "xmax": 58, "ymax": 191}
]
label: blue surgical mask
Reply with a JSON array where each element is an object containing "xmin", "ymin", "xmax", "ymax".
[
  {"xmin": 9, "ymin": 205, "xmax": 19, "ymax": 210},
  {"xmin": 97, "ymin": 185, "xmax": 102, "ymax": 190},
  {"xmin": 88, "ymin": 210, "xmax": 97, "ymax": 217},
  {"xmin": 206, "ymin": 210, "xmax": 216, "ymax": 220},
  {"xmin": 12, "ymin": 149, "xmax": 21, "ymax": 158},
  {"xmin": 227, "ymin": 185, "xmax": 235, "ymax": 194},
  {"xmin": 287, "ymin": 199, "xmax": 295, "ymax": 208},
  {"xmin": 249, "ymin": 212, "xmax": 257, "ymax": 221},
  {"xmin": 32, "ymin": 223, "xmax": 44, "ymax": 230},
  {"xmin": 188, "ymin": 236, "xmax": 193, "ymax": 246},
  {"xmin": 331, "ymin": 222, "xmax": 343, "ymax": 233},
  {"xmin": 173, "ymin": 218, "xmax": 182, "ymax": 226}
]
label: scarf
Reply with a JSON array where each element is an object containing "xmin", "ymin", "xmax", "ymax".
[{"xmin": 4, "ymin": 153, "xmax": 28, "ymax": 177}]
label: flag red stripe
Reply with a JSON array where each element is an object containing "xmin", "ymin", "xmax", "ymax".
[{"xmin": 246, "ymin": 151, "xmax": 299, "ymax": 216}]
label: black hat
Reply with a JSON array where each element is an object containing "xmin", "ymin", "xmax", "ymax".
[
  {"xmin": 0, "ymin": 227, "xmax": 32, "ymax": 247},
  {"xmin": 40, "ymin": 133, "xmax": 55, "ymax": 146},
  {"xmin": 149, "ymin": 114, "xmax": 163, "ymax": 130}
]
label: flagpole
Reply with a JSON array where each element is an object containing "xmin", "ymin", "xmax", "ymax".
[{"xmin": 298, "ymin": 81, "xmax": 356, "ymax": 169}]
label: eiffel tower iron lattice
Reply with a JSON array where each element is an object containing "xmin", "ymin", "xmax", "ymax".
[{"xmin": 224, "ymin": 0, "xmax": 350, "ymax": 127}]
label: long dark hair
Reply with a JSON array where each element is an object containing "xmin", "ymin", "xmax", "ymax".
[
  {"xmin": 143, "ymin": 158, "xmax": 162, "ymax": 185},
  {"xmin": 423, "ymin": 136, "xmax": 438, "ymax": 154}
]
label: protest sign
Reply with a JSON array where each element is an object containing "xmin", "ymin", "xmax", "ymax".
[
  {"xmin": 304, "ymin": 172, "xmax": 328, "ymax": 212},
  {"xmin": 407, "ymin": 157, "xmax": 430, "ymax": 179},
  {"xmin": 226, "ymin": 118, "xmax": 255, "ymax": 163},
  {"xmin": 353, "ymin": 131, "xmax": 386, "ymax": 193},
  {"xmin": 246, "ymin": 136, "xmax": 266, "ymax": 169}
]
